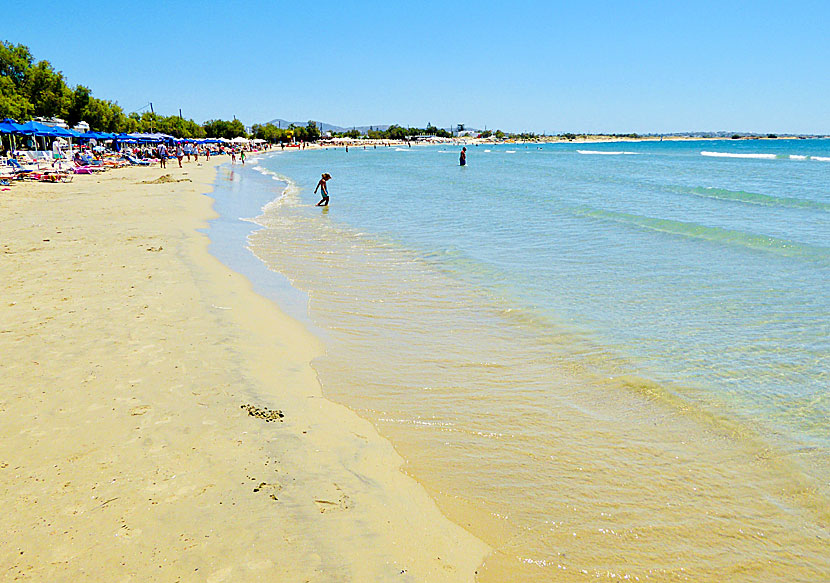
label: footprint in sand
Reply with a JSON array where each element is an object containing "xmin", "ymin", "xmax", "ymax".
[{"xmin": 129, "ymin": 405, "xmax": 151, "ymax": 416}]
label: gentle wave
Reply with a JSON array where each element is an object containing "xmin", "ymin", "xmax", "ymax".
[
  {"xmin": 702, "ymin": 151, "xmax": 829, "ymax": 161},
  {"xmin": 701, "ymin": 151, "xmax": 777, "ymax": 159},
  {"xmin": 576, "ymin": 207, "xmax": 830, "ymax": 262},
  {"xmin": 577, "ymin": 150, "xmax": 637, "ymax": 155},
  {"xmin": 667, "ymin": 186, "xmax": 830, "ymax": 211}
]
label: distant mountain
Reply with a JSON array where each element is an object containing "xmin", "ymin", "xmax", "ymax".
[{"xmin": 264, "ymin": 118, "xmax": 391, "ymax": 134}]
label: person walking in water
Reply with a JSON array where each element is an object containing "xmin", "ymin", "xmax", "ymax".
[
  {"xmin": 459, "ymin": 146, "xmax": 467, "ymax": 166},
  {"xmin": 315, "ymin": 173, "xmax": 332, "ymax": 206}
]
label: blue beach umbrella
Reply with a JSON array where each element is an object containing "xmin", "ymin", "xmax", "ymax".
[
  {"xmin": 0, "ymin": 118, "xmax": 27, "ymax": 153},
  {"xmin": 18, "ymin": 120, "xmax": 59, "ymax": 136},
  {"xmin": 0, "ymin": 118, "xmax": 26, "ymax": 133},
  {"xmin": 50, "ymin": 126, "xmax": 77, "ymax": 138}
]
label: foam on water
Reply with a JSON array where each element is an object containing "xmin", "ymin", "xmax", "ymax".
[
  {"xmin": 577, "ymin": 149, "xmax": 637, "ymax": 155},
  {"xmin": 701, "ymin": 150, "xmax": 778, "ymax": 159},
  {"xmin": 702, "ymin": 150, "xmax": 830, "ymax": 161}
]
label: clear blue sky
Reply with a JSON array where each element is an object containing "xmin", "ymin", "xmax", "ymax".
[{"xmin": 3, "ymin": 0, "xmax": 829, "ymax": 134}]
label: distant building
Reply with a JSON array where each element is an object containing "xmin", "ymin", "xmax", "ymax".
[{"xmin": 73, "ymin": 121, "xmax": 90, "ymax": 133}]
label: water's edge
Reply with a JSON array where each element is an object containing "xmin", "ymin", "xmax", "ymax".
[{"xmin": 200, "ymin": 156, "xmax": 491, "ymax": 578}]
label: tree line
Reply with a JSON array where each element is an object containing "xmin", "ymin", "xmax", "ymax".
[
  {"xmin": 0, "ymin": 41, "xmax": 247, "ymax": 139},
  {"xmin": 250, "ymin": 121, "xmax": 321, "ymax": 143}
]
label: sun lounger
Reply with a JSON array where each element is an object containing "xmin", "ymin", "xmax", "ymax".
[
  {"xmin": 7, "ymin": 159, "xmax": 36, "ymax": 175},
  {"xmin": 73, "ymin": 156, "xmax": 107, "ymax": 172},
  {"xmin": 122, "ymin": 154, "xmax": 150, "ymax": 166}
]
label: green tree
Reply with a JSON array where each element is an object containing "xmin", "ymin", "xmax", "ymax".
[
  {"xmin": 0, "ymin": 75, "xmax": 31, "ymax": 119},
  {"xmin": 81, "ymin": 97, "xmax": 126, "ymax": 132},
  {"xmin": 203, "ymin": 118, "xmax": 246, "ymax": 139},
  {"xmin": 66, "ymin": 85, "xmax": 91, "ymax": 127},
  {"xmin": 252, "ymin": 123, "xmax": 291, "ymax": 143},
  {"xmin": 386, "ymin": 124, "xmax": 407, "ymax": 140},
  {"xmin": 304, "ymin": 120, "xmax": 320, "ymax": 141},
  {"xmin": 0, "ymin": 41, "xmax": 33, "ymax": 89},
  {"xmin": 24, "ymin": 60, "xmax": 72, "ymax": 119}
]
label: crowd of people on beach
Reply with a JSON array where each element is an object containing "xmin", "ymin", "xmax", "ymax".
[
  {"xmin": 1, "ymin": 136, "xmax": 268, "ymax": 184},
  {"xmin": 2, "ymin": 132, "xmax": 471, "ymax": 209}
]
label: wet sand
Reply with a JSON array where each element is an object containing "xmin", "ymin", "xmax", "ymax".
[{"xmin": 0, "ymin": 158, "xmax": 487, "ymax": 581}]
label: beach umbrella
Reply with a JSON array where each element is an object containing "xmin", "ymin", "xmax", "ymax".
[
  {"xmin": 18, "ymin": 120, "xmax": 59, "ymax": 136},
  {"xmin": 16, "ymin": 120, "xmax": 60, "ymax": 152},
  {"xmin": 49, "ymin": 126, "xmax": 77, "ymax": 138},
  {"xmin": 0, "ymin": 119, "xmax": 26, "ymax": 154},
  {"xmin": 0, "ymin": 118, "xmax": 26, "ymax": 134}
]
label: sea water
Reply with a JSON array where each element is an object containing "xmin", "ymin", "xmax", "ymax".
[{"xmin": 213, "ymin": 140, "xmax": 830, "ymax": 581}]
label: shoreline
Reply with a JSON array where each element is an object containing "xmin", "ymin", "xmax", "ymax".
[{"xmin": 0, "ymin": 158, "xmax": 488, "ymax": 580}]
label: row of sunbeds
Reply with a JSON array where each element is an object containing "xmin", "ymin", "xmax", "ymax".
[{"xmin": 1, "ymin": 150, "xmax": 154, "ymax": 183}]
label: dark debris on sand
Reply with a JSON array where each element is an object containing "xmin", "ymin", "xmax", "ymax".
[{"xmin": 241, "ymin": 403, "xmax": 284, "ymax": 422}]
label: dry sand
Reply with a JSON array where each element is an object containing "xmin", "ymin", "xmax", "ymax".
[{"xmin": 0, "ymin": 158, "xmax": 487, "ymax": 581}]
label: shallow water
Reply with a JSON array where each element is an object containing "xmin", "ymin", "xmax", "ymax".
[{"xmin": 218, "ymin": 141, "xmax": 829, "ymax": 581}]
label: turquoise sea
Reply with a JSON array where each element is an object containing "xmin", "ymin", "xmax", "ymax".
[{"xmin": 210, "ymin": 139, "xmax": 830, "ymax": 581}]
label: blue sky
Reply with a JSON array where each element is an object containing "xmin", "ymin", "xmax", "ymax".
[{"xmin": 3, "ymin": 1, "xmax": 828, "ymax": 133}]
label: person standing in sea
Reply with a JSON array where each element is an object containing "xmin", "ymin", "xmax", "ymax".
[
  {"xmin": 315, "ymin": 173, "xmax": 332, "ymax": 206},
  {"xmin": 459, "ymin": 146, "xmax": 467, "ymax": 166}
]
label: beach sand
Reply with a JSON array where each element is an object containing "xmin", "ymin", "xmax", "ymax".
[{"xmin": 0, "ymin": 158, "xmax": 487, "ymax": 581}]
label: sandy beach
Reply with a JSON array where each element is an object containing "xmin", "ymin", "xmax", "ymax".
[{"xmin": 0, "ymin": 158, "xmax": 487, "ymax": 581}]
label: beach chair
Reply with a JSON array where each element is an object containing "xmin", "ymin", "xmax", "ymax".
[
  {"xmin": 123, "ymin": 154, "xmax": 150, "ymax": 166},
  {"xmin": 7, "ymin": 159, "xmax": 35, "ymax": 176},
  {"xmin": 73, "ymin": 155, "xmax": 107, "ymax": 172}
]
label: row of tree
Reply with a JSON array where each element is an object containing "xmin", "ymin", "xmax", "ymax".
[
  {"xmin": 0, "ymin": 41, "xmax": 247, "ymax": 139},
  {"xmin": 249, "ymin": 121, "xmax": 321, "ymax": 143}
]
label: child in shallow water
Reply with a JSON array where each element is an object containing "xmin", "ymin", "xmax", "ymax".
[{"xmin": 315, "ymin": 173, "xmax": 332, "ymax": 206}]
